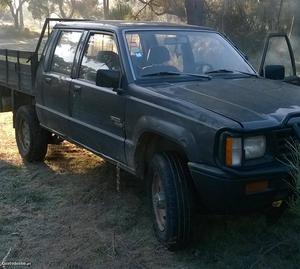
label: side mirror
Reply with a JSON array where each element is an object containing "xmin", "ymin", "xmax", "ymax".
[
  {"xmin": 96, "ymin": 69, "xmax": 121, "ymax": 89},
  {"xmin": 265, "ymin": 65, "xmax": 285, "ymax": 80}
]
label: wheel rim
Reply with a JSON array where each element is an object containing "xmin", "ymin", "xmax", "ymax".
[
  {"xmin": 18, "ymin": 118, "xmax": 30, "ymax": 153},
  {"xmin": 152, "ymin": 172, "xmax": 167, "ymax": 232}
]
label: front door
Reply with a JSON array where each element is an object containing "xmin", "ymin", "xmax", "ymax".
[
  {"xmin": 70, "ymin": 32, "xmax": 126, "ymax": 163},
  {"xmin": 259, "ymin": 33, "xmax": 300, "ymax": 86},
  {"xmin": 36, "ymin": 30, "xmax": 83, "ymax": 136}
]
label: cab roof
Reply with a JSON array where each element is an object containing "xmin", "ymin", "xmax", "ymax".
[{"xmin": 54, "ymin": 20, "xmax": 213, "ymax": 32}]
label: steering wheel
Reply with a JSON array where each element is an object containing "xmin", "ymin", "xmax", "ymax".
[
  {"xmin": 195, "ymin": 63, "xmax": 214, "ymax": 74},
  {"xmin": 141, "ymin": 64, "xmax": 179, "ymax": 76}
]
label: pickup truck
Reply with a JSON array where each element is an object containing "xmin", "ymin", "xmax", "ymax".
[{"xmin": 0, "ymin": 19, "xmax": 299, "ymax": 250}]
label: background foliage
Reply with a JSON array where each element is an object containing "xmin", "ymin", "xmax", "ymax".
[{"xmin": 0, "ymin": 0, "xmax": 299, "ymax": 68}]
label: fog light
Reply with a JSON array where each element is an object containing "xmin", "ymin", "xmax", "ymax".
[
  {"xmin": 246, "ymin": 180, "xmax": 269, "ymax": 194},
  {"xmin": 272, "ymin": 200, "xmax": 283, "ymax": 208}
]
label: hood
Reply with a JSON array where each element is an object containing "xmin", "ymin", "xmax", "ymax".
[{"xmin": 146, "ymin": 78, "xmax": 300, "ymax": 127}]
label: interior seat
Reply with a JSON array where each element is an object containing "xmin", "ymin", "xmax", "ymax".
[{"xmin": 141, "ymin": 46, "xmax": 179, "ymax": 76}]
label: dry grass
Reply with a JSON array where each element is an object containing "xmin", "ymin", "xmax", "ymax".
[{"xmin": 1, "ymin": 112, "xmax": 300, "ymax": 269}]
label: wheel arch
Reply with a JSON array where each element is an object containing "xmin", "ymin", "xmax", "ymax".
[
  {"xmin": 131, "ymin": 116, "xmax": 199, "ymax": 178},
  {"xmin": 134, "ymin": 130, "xmax": 193, "ymax": 179}
]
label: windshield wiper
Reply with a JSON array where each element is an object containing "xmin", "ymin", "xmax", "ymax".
[
  {"xmin": 234, "ymin": 70, "xmax": 259, "ymax": 78},
  {"xmin": 142, "ymin": 71, "xmax": 211, "ymax": 80},
  {"xmin": 142, "ymin": 71, "xmax": 181, "ymax": 77},
  {"xmin": 205, "ymin": 69, "xmax": 259, "ymax": 77},
  {"xmin": 205, "ymin": 69, "xmax": 234, "ymax": 74}
]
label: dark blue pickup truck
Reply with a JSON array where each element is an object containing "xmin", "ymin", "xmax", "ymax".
[{"xmin": 0, "ymin": 19, "xmax": 299, "ymax": 249}]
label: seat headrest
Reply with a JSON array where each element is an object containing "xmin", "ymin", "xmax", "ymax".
[
  {"xmin": 147, "ymin": 46, "xmax": 171, "ymax": 65},
  {"xmin": 96, "ymin": 51, "xmax": 120, "ymax": 70}
]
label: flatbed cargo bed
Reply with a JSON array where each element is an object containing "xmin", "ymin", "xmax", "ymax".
[{"xmin": 0, "ymin": 49, "xmax": 38, "ymax": 95}]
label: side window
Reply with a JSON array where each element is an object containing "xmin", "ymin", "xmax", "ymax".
[
  {"xmin": 51, "ymin": 31, "xmax": 82, "ymax": 76},
  {"xmin": 79, "ymin": 33, "xmax": 120, "ymax": 83}
]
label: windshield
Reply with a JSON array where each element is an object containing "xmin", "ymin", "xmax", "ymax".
[{"xmin": 125, "ymin": 30, "xmax": 255, "ymax": 79}]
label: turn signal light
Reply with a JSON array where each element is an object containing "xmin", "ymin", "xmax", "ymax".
[
  {"xmin": 225, "ymin": 137, "xmax": 242, "ymax": 166},
  {"xmin": 246, "ymin": 180, "xmax": 269, "ymax": 194},
  {"xmin": 226, "ymin": 137, "xmax": 233, "ymax": 166}
]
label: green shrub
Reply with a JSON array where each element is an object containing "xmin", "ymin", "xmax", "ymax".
[{"xmin": 284, "ymin": 139, "xmax": 300, "ymax": 208}]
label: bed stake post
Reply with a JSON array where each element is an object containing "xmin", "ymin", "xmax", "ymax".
[{"xmin": 116, "ymin": 163, "xmax": 120, "ymax": 192}]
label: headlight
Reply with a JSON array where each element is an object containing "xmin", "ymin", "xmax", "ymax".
[
  {"xmin": 244, "ymin": 136, "xmax": 266, "ymax": 160},
  {"xmin": 225, "ymin": 135, "xmax": 266, "ymax": 167}
]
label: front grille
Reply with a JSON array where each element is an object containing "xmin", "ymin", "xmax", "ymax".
[{"xmin": 271, "ymin": 128, "xmax": 298, "ymax": 162}]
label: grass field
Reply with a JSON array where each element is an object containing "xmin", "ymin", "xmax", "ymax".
[{"xmin": 1, "ymin": 112, "xmax": 300, "ymax": 269}]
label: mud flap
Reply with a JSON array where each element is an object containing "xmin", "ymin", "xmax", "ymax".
[{"xmin": 0, "ymin": 87, "xmax": 12, "ymax": 112}]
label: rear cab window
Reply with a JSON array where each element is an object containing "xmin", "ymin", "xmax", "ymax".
[{"xmin": 50, "ymin": 31, "xmax": 83, "ymax": 76}]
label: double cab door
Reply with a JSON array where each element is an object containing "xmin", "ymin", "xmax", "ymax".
[
  {"xmin": 37, "ymin": 30, "xmax": 83, "ymax": 136},
  {"xmin": 70, "ymin": 32, "xmax": 126, "ymax": 162},
  {"xmin": 259, "ymin": 33, "xmax": 300, "ymax": 86},
  {"xmin": 37, "ymin": 29, "xmax": 126, "ymax": 163}
]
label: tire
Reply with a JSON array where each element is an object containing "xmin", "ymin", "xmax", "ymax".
[
  {"xmin": 147, "ymin": 152, "xmax": 192, "ymax": 250},
  {"xmin": 15, "ymin": 105, "xmax": 48, "ymax": 162}
]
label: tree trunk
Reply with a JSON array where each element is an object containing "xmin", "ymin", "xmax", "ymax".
[
  {"xmin": 58, "ymin": 2, "xmax": 67, "ymax": 18},
  {"xmin": 184, "ymin": 0, "xmax": 205, "ymax": 26},
  {"xmin": 277, "ymin": 0, "xmax": 283, "ymax": 31},
  {"xmin": 19, "ymin": 0, "xmax": 24, "ymax": 30},
  {"xmin": 294, "ymin": 4, "xmax": 300, "ymax": 37},
  {"xmin": 103, "ymin": 0, "xmax": 109, "ymax": 19},
  {"xmin": 13, "ymin": 14, "xmax": 19, "ymax": 29},
  {"xmin": 8, "ymin": 3, "xmax": 19, "ymax": 30}
]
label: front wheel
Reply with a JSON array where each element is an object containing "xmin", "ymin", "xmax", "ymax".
[
  {"xmin": 147, "ymin": 152, "xmax": 192, "ymax": 250},
  {"xmin": 15, "ymin": 105, "xmax": 48, "ymax": 162}
]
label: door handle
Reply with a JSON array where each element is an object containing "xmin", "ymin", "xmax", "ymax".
[{"xmin": 73, "ymin": 85, "xmax": 82, "ymax": 97}]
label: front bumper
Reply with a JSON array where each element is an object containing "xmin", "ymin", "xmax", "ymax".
[{"xmin": 188, "ymin": 162, "xmax": 292, "ymax": 212}]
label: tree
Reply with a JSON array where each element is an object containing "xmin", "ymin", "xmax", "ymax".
[
  {"xmin": 0, "ymin": 0, "xmax": 27, "ymax": 30},
  {"xmin": 134, "ymin": 0, "xmax": 205, "ymax": 25},
  {"xmin": 103, "ymin": 0, "xmax": 109, "ymax": 19},
  {"xmin": 52, "ymin": 0, "xmax": 76, "ymax": 18},
  {"xmin": 293, "ymin": 0, "xmax": 300, "ymax": 37},
  {"xmin": 27, "ymin": 0, "xmax": 49, "ymax": 20},
  {"xmin": 184, "ymin": 0, "xmax": 206, "ymax": 25},
  {"xmin": 28, "ymin": 0, "xmax": 100, "ymax": 20},
  {"xmin": 108, "ymin": 0, "xmax": 133, "ymax": 20}
]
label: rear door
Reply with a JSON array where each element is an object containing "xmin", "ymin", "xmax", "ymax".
[
  {"xmin": 259, "ymin": 33, "xmax": 300, "ymax": 86},
  {"xmin": 36, "ymin": 30, "xmax": 83, "ymax": 136},
  {"xmin": 69, "ymin": 31, "xmax": 126, "ymax": 163}
]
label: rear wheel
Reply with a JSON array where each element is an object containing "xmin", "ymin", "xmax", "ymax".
[
  {"xmin": 147, "ymin": 152, "xmax": 192, "ymax": 250},
  {"xmin": 15, "ymin": 105, "xmax": 48, "ymax": 162}
]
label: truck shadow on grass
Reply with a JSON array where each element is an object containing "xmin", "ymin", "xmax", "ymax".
[{"xmin": 1, "ymin": 144, "xmax": 300, "ymax": 269}]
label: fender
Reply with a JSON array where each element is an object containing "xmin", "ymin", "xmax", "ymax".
[{"xmin": 126, "ymin": 115, "xmax": 200, "ymax": 169}]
